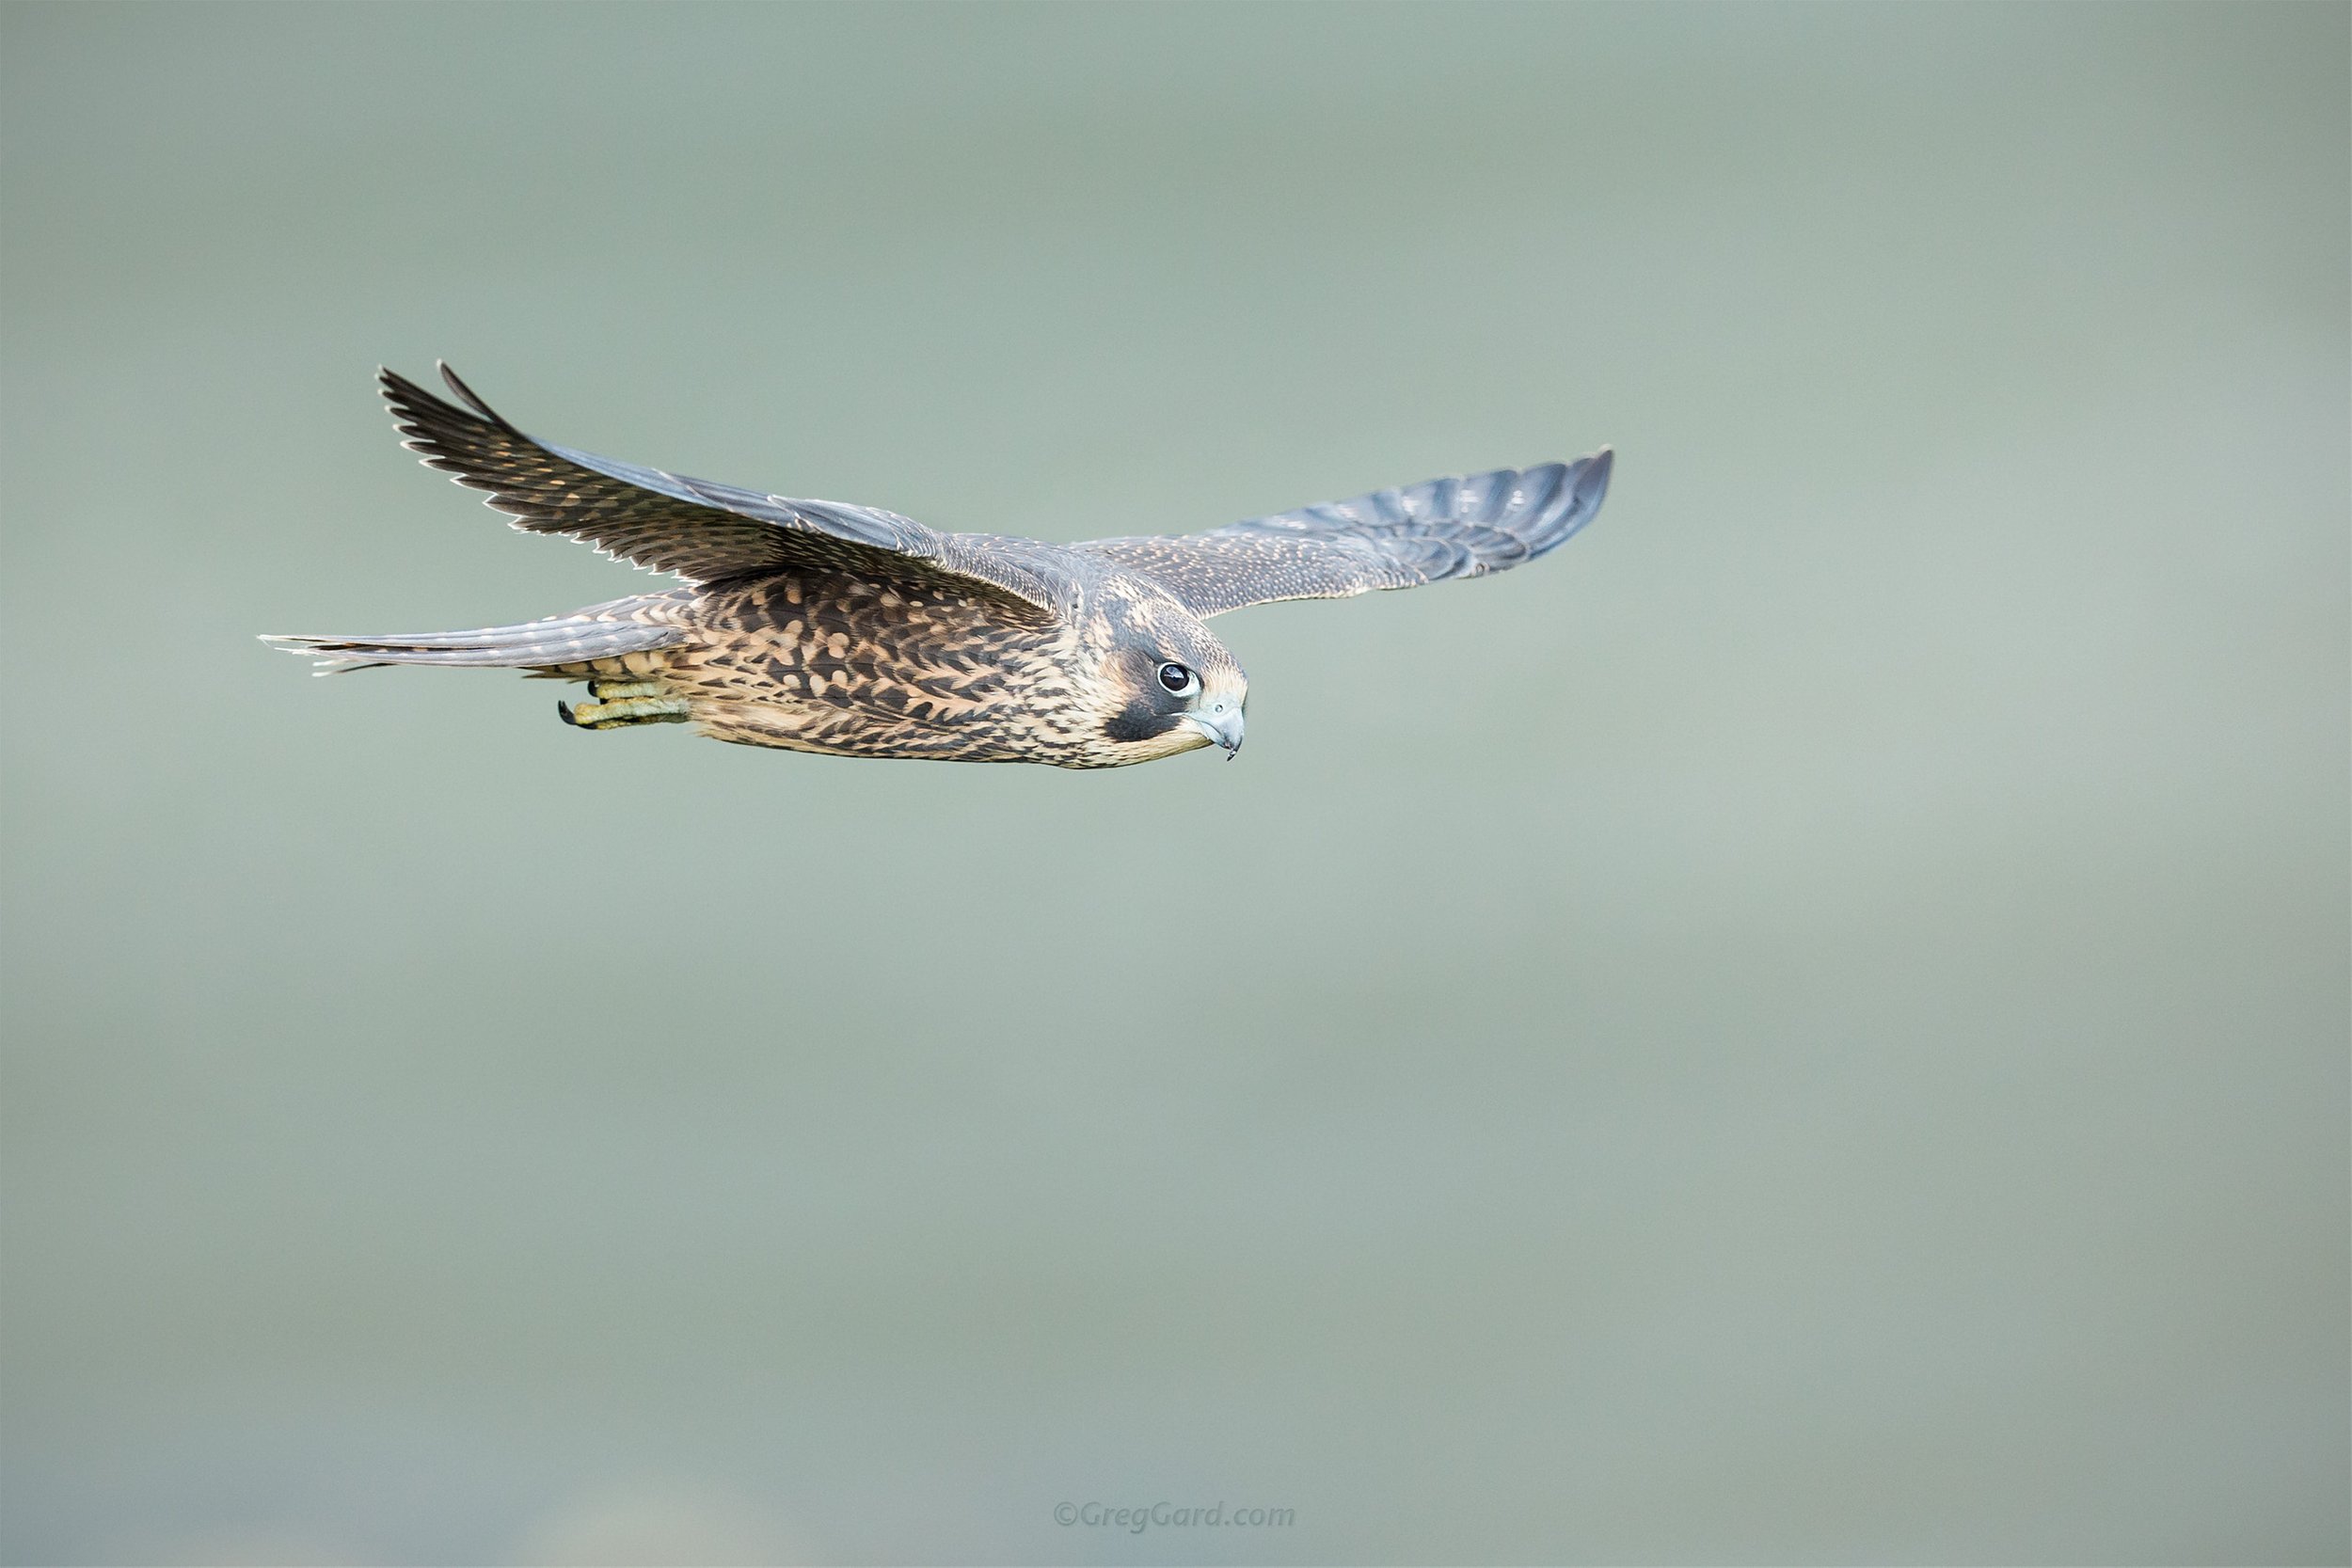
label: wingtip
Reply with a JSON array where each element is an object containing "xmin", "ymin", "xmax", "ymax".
[
  {"xmin": 437, "ymin": 360, "xmax": 503, "ymax": 424},
  {"xmin": 375, "ymin": 358, "xmax": 519, "ymax": 440},
  {"xmin": 1578, "ymin": 445, "xmax": 1613, "ymax": 499},
  {"xmin": 377, "ymin": 364, "xmax": 436, "ymax": 415}
]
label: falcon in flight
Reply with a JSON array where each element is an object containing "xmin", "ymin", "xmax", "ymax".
[{"xmin": 265, "ymin": 366, "xmax": 1613, "ymax": 768}]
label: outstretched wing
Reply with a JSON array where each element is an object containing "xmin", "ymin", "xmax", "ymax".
[
  {"xmin": 380, "ymin": 365, "xmax": 1073, "ymax": 620},
  {"xmin": 1074, "ymin": 450, "xmax": 1612, "ymax": 617}
]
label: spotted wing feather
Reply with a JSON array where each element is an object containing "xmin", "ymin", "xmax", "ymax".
[
  {"xmin": 1076, "ymin": 450, "xmax": 1613, "ymax": 617},
  {"xmin": 381, "ymin": 364, "xmax": 1071, "ymax": 620}
]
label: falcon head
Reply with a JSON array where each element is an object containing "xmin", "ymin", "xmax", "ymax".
[{"xmin": 1090, "ymin": 580, "xmax": 1248, "ymax": 760}]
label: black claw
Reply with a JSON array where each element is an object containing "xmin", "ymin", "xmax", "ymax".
[{"xmin": 557, "ymin": 700, "xmax": 579, "ymax": 726}]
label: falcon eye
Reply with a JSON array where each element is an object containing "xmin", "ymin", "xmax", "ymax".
[{"xmin": 1156, "ymin": 661, "xmax": 1198, "ymax": 696}]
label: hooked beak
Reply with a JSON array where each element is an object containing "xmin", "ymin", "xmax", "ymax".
[{"xmin": 1181, "ymin": 705, "xmax": 1246, "ymax": 759}]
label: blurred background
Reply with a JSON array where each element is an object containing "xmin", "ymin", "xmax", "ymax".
[{"xmin": 2, "ymin": 4, "xmax": 2344, "ymax": 1563}]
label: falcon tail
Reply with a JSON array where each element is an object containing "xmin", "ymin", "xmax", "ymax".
[{"xmin": 260, "ymin": 611, "xmax": 686, "ymax": 675}]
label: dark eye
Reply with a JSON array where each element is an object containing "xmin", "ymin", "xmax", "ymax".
[{"xmin": 1157, "ymin": 661, "xmax": 1198, "ymax": 696}]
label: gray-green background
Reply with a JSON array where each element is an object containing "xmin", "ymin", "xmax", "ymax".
[{"xmin": 3, "ymin": 4, "xmax": 2344, "ymax": 1563}]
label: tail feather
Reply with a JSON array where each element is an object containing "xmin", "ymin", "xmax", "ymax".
[{"xmin": 261, "ymin": 610, "xmax": 686, "ymax": 673}]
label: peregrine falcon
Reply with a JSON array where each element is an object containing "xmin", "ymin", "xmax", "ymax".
[{"xmin": 263, "ymin": 365, "xmax": 1613, "ymax": 768}]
